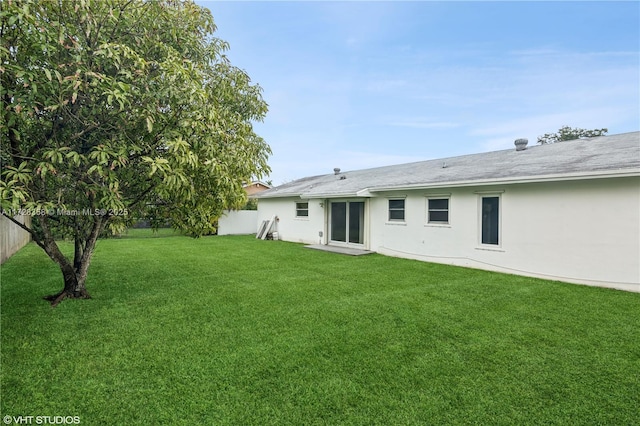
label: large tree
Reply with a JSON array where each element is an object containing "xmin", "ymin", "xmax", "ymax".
[
  {"xmin": 1, "ymin": 0, "xmax": 271, "ymax": 306},
  {"xmin": 537, "ymin": 126, "xmax": 608, "ymax": 144}
]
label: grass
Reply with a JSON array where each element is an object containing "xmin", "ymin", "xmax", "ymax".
[{"xmin": 1, "ymin": 231, "xmax": 639, "ymax": 425}]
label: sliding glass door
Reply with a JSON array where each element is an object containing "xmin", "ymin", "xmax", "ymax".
[{"xmin": 330, "ymin": 201, "xmax": 364, "ymax": 245}]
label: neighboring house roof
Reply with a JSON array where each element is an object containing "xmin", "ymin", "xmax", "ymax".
[
  {"xmin": 256, "ymin": 131, "xmax": 640, "ymax": 199},
  {"xmin": 244, "ymin": 181, "xmax": 272, "ymax": 196}
]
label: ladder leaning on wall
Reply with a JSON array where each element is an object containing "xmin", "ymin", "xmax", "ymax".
[{"xmin": 256, "ymin": 215, "xmax": 276, "ymax": 240}]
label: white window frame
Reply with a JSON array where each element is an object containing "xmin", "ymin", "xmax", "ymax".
[
  {"xmin": 426, "ymin": 195, "xmax": 451, "ymax": 225},
  {"xmin": 387, "ymin": 198, "xmax": 406, "ymax": 222},
  {"xmin": 477, "ymin": 192, "xmax": 502, "ymax": 248},
  {"xmin": 295, "ymin": 201, "xmax": 309, "ymax": 219}
]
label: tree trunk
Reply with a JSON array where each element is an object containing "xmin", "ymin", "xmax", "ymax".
[
  {"xmin": 74, "ymin": 231, "xmax": 84, "ymax": 272},
  {"xmin": 38, "ymin": 215, "xmax": 106, "ymax": 307},
  {"xmin": 43, "ymin": 262, "xmax": 91, "ymax": 307}
]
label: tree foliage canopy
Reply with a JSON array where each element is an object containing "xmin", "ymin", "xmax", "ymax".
[
  {"xmin": 1, "ymin": 0, "xmax": 270, "ymax": 304},
  {"xmin": 537, "ymin": 126, "xmax": 608, "ymax": 145}
]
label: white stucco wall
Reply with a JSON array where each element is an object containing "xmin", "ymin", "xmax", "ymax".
[
  {"xmin": 257, "ymin": 177, "xmax": 640, "ymax": 291},
  {"xmin": 370, "ymin": 177, "xmax": 640, "ymax": 291},
  {"xmin": 257, "ymin": 197, "xmax": 325, "ymax": 244},
  {"xmin": 217, "ymin": 210, "xmax": 258, "ymax": 235}
]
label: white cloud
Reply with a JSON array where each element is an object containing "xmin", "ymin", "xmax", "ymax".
[{"xmin": 204, "ymin": 2, "xmax": 639, "ymax": 186}]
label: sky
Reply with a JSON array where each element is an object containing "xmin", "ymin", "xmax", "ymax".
[{"xmin": 196, "ymin": 1, "xmax": 639, "ymax": 185}]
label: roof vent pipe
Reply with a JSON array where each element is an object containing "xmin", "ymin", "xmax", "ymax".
[
  {"xmin": 333, "ymin": 168, "xmax": 341, "ymax": 175},
  {"xmin": 514, "ymin": 138, "xmax": 528, "ymax": 151}
]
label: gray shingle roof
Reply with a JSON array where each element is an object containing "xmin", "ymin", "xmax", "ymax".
[{"xmin": 256, "ymin": 131, "xmax": 640, "ymax": 199}]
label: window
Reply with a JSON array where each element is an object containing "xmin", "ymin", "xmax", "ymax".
[
  {"xmin": 427, "ymin": 198, "xmax": 449, "ymax": 224},
  {"xmin": 388, "ymin": 199, "xmax": 405, "ymax": 221},
  {"xmin": 295, "ymin": 202, "xmax": 309, "ymax": 218},
  {"xmin": 481, "ymin": 196, "xmax": 499, "ymax": 245}
]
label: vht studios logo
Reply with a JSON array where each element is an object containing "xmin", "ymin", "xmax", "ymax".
[{"xmin": 3, "ymin": 416, "xmax": 80, "ymax": 425}]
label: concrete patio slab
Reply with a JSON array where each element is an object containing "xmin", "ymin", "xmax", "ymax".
[{"xmin": 305, "ymin": 244, "xmax": 374, "ymax": 256}]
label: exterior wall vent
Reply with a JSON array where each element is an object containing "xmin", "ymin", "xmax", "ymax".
[{"xmin": 514, "ymin": 138, "xmax": 528, "ymax": 151}]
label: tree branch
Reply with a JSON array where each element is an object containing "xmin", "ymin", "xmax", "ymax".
[
  {"xmin": 1, "ymin": 212, "xmax": 46, "ymax": 251},
  {"xmin": 127, "ymin": 182, "xmax": 156, "ymax": 209}
]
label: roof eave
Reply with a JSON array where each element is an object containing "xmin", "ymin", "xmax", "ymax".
[
  {"xmin": 251, "ymin": 192, "xmax": 302, "ymax": 199},
  {"xmin": 254, "ymin": 191, "xmax": 367, "ymax": 200},
  {"xmin": 303, "ymin": 192, "xmax": 363, "ymax": 199}
]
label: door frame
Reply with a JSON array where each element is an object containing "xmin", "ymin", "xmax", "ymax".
[{"xmin": 326, "ymin": 199, "xmax": 368, "ymax": 249}]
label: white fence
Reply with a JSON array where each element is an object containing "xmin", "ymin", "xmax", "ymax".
[
  {"xmin": 1, "ymin": 215, "xmax": 32, "ymax": 264},
  {"xmin": 217, "ymin": 210, "xmax": 258, "ymax": 236}
]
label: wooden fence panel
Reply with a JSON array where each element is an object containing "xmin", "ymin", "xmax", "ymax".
[{"xmin": 1, "ymin": 215, "xmax": 32, "ymax": 264}]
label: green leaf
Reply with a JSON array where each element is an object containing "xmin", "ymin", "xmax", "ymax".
[{"xmin": 2, "ymin": 0, "xmax": 270, "ymax": 260}]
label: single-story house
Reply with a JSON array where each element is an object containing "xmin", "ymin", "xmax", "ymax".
[{"xmin": 254, "ymin": 132, "xmax": 640, "ymax": 292}]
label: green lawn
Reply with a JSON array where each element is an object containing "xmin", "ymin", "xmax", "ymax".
[{"xmin": 1, "ymin": 232, "xmax": 639, "ymax": 425}]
